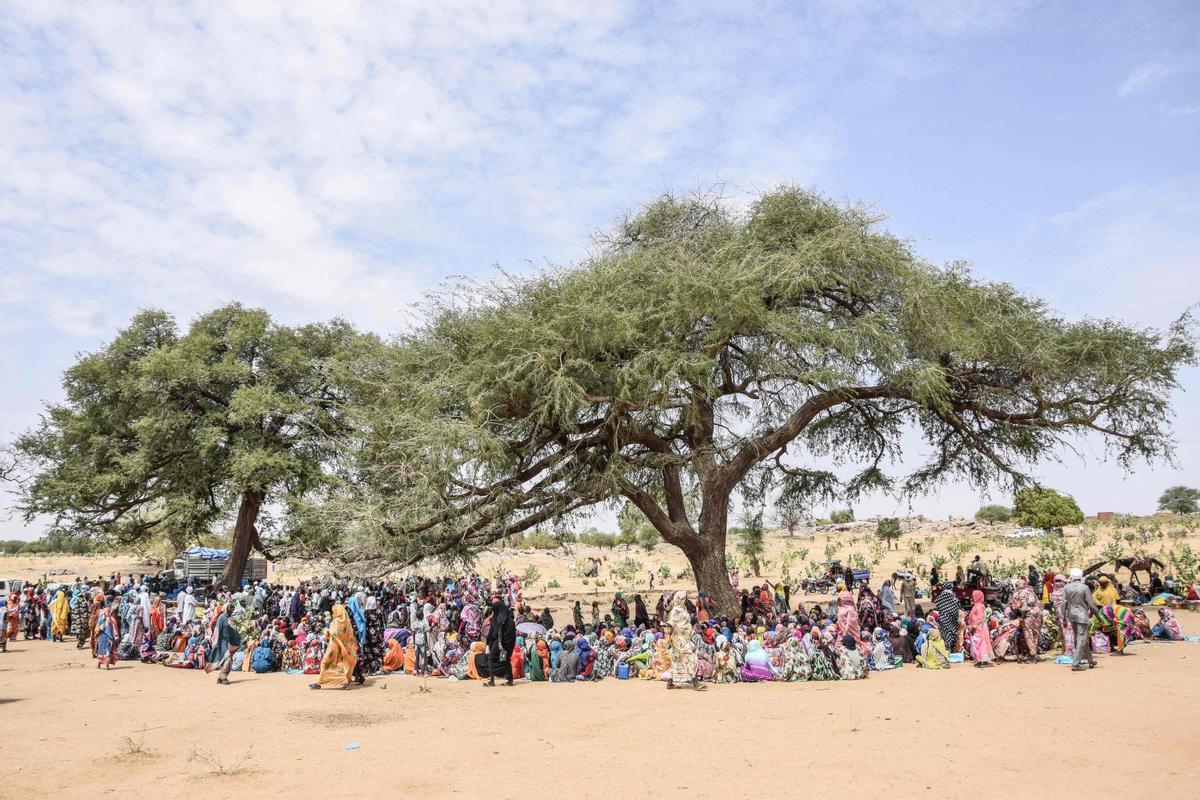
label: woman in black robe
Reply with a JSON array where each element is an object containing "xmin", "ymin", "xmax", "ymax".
[{"xmin": 485, "ymin": 599, "xmax": 516, "ymax": 686}]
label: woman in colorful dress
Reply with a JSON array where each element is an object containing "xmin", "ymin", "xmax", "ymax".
[
  {"xmin": 1049, "ymin": 574, "xmax": 1073, "ymax": 655},
  {"xmin": 311, "ymin": 603, "xmax": 358, "ymax": 689},
  {"xmin": 966, "ymin": 590, "xmax": 995, "ymax": 667},
  {"xmin": 95, "ymin": 597, "xmax": 120, "ymax": 669},
  {"xmin": 1010, "ymin": 577, "xmax": 1044, "ymax": 663}
]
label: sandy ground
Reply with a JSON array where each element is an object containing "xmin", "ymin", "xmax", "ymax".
[
  {"xmin": 2, "ymin": 626, "xmax": 1199, "ymax": 800},
  {"xmin": 3, "ymin": 520, "xmax": 1200, "ymax": 798}
]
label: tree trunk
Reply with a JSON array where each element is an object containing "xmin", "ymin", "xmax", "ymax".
[
  {"xmin": 218, "ymin": 490, "xmax": 264, "ymax": 590},
  {"xmin": 681, "ymin": 534, "xmax": 740, "ymax": 619}
]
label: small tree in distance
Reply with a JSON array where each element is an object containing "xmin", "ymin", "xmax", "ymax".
[
  {"xmin": 830, "ymin": 508, "xmax": 854, "ymax": 524},
  {"xmin": 1014, "ymin": 487, "xmax": 1084, "ymax": 531},
  {"xmin": 1158, "ymin": 486, "xmax": 1200, "ymax": 515},
  {"xmin": 975, "ymin": 504, "xmax": 1013, "ymax": 524},
  {"xmin": 875, "ymin": 517, "xmax": 902, "ymax": 549}
]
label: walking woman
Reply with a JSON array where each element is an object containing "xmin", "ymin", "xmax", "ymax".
[
  {"xmin": 95, "ymin": 597, "xmax": 120, "ymax": 669},
  {"xmin": 312, "ymin": 603, "xmax": 358, "ymax": 689}
]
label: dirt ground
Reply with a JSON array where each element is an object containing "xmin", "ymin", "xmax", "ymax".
[
  {"xmin": 2, "ymin": 627, "xmax": 1199, "ymax": 800},
  {"xmin": 4, "ymin": 519, "xmax": 1199, "ymax": 798}
]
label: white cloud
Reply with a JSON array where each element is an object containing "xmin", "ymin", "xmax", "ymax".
[{"xmin": 1117, "ymin": 60, "xmax": 1175, "ymax": 98}]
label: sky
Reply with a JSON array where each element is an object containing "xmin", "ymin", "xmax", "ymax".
[{"xmin": 1, "ymin": 0, "xmax": 1198, "ymax": 538}]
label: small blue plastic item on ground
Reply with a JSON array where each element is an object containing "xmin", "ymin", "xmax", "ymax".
[
  {"xmin": 617, "ymin": 664, "xmax": 629, "ymax": 679},
  {"xmin": 947, "ymin": 652, "xmax": 964, "ymax": 663},
  {"xmin": 345, "ymin": 742, "xmax": 360, "ymax": 750},
  {"xmin": 1055, "ymin": 655, "xmax": 1074, "ymax": 664}
]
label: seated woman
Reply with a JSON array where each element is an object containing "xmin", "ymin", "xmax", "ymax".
[
  {"xmin": 303, "ymin": 635, "xmax": 325, "ymax": 675},
  {"xmin": 383, "ymin": 637, "xmax": 405, "ymax": 673},
  {"xmin": 1152, "ymin": 608, "xmax": 1183, "ymax": 641},
  {"xmin": 713, "ymin": 635, "xmax": 739, "ymax": 683},
  {"xmin": 916, "ymin": 629, "xmax": 951, "ymax": 669},
  {"xmin": 868, "ymin": 628, "xmax": 894, "ymax": 671},
  {"xmin": 551, "ymin": 638, "xmax": 581, "ymax": 682},
  {"xmin": 839, "ymin": 634, "xmax": 868, "ymax": 680},
  {"xmin": 740, "ymin": 639, "xmax": 775, "ymax": 682}
]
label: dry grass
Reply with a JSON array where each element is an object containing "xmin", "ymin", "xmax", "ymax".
[
  {"xmin": 113, "ymin": 724, "xmax": 157, "ymax": 761},
  {"xmin": 186, "ymin": 745, "xmax": 256, "ymax": 776}
]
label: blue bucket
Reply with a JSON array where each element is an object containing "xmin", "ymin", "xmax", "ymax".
[{"xmin": 617, "ymin": 664, "xmax": 629, "ymax": 680}]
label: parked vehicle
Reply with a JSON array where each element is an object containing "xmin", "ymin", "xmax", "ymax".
[
  {"xmin": 0, "ymin": 578, "xmax": 25, "ymax": 595},
  {"xmin": 169, "ymin": 547, "xmax": 267, "ymax": 589}
]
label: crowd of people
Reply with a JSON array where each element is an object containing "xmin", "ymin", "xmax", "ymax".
[{"xmin": 1, "ymin": 559, "xmax": 1195, "ymax": 687}]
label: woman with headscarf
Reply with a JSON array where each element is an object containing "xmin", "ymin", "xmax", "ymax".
[
  {"xmin": 1091, "ymin": 604, "xmax": 1150, "ymax": 654},
  {"xmin": 1010, "ymin": 577, "xmax": 1044, "ymax": 663},
  {"xmin": 835, "ymin": 586, "xmax": 862, "ymax": 646},
  {"xmin": 148, "ymin": 594, "xmax": 166, "ymax": 638},
  {"xmin": 879, "ymin": 580, "xmax": 897, "ymax": 618},
  {"xmin": 49, "ymin": 589, "xmax": 70, "ymax": 641},
  {"xmin": 95, "ymin": 597, "xmax": 120, "ymax": 669},
  {"xmin": 713, "ymin": 635, "xmax": 739, "ymax": 682},
  {"xmin": 1093, "ymin": 576, "xmax": 1119, "ymax": 606},
  {"xmin": 633, "ymin": 594, "xmax": 650, "ymax": 629},
  {"xmin": 611, "ymin": 592, "xmax": 629, "ymax": 628},
  {"xmin": 966, "ymin": 590, "xmax": 994, "ymax": 667},
  {"xmin": 572, "ymin": 601, "xmax": 584, "ymax": 630},
  {"xmin": 1049, "ymin": 574, "xmax": 1073, "ymax": 655},
  {"xmin": 485, "ymin": 598, "xmax": 516, "ymax": 687},
  {"xmin": 916, "ymin": 628, "xmax": 951, "ymax": 669},
  {"xmin": 206, "ymin": 608, "xmax": 243, "ymax": 684},
  {"xmin": 778, "ymin": 634, "xmax": 810, "ymax": 681},
  {"xmin": 740, "ymin": 639, "xmax": 775, "ymax": 682},
  {"xmin": 857, "ymin": 585, "xmax": 881, "ymax": 633},
  {"xmin": 551, "ymin": 637, "xmax": 581, "ymax": 682},
  {"xmin": 664, "ymin": 591, "xmax": 704, "ymax": 690},
  {"xmin": 933, "ymin": 583, "xmax": 961, "ymax": 651},
  {"xmin": 991, "ymin": 608, "xmax": 1021, "ymax": 661},
  {"xmin": 1153, "ymin": 608, "xmax": 1183, "ymax": 640},
  {"xmin": 359, "ymin": 596, "xmax": 385, "ymax": 677},
  {"xmin": 528, "ymin": 636, "xmax": 549, "ymax": 680},
  {"xmin": 312, "ymin": 604, "xmax": 358, "ymax": 689}
]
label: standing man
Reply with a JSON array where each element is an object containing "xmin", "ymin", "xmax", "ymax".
[
  {"xmin": 1063, "ymin": 568, "xmax": 1099, "ymax": 672},
  {"xmin": 900, "ymin": 573, "xmax": 916, "ymax": 616}
]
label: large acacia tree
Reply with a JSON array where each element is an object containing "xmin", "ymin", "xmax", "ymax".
[
  {"xmin": 291, "ymin": 188, "xmax": 1194, "ymax": 616},
  {"xmin": 15, "ymin": 304, "xmax": 364, "ymax": 587}
]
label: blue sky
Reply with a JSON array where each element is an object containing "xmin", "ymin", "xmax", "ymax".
[{"xmin": 1, "ymin": 1, "xmax": 1197, "ymax": 537}]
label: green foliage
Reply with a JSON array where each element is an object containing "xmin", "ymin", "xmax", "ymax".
[
  {"xmin": 657, "ymin": 563, "xmax": 671, "ymax": 580},
  {"xmin": 579, "ymin": 531, "xmax": 617, "ymax": 549},
  {"xmin": 0, "ymin": 530, "xmax": 100, "ymax": 556},
  {"xmin": 522, "ymin": 565, "xmax": 541, "ymax": 585},
  {"xmin": 736, "ymin": 509, "xmax": 766, "ymax": 576},
  {"xmin": 516, "ymin": 530, "xmax": 563, "ymax": 550},
  {"xmin": 1014, "ymin": 487, "xmax": 1084, "ymax": 530},
  {"xmin": 829, "ymin": 509, "xmax": 854, "ymax": 524},
  {"xmin": 637, "ymin": 526, "xmax": 662, "ymax": 551},
  {"xmin": 875, "ymin": 517, "xmax": 901, "ymax": 545},
  {"xmin": 14, "ymin": 305, "xmax": 365, "ymax": 570},
  {"xmin": 613, "ymin": 557, "xmax": 643, "ymax": 584},
  {"xmin": 823, "ymin": 542, "xmax": 837, "ymax": 562},
  {"xmin": 975, "ymin": 504, "xmax": 1013, "ymax": 524},
  {"xmin": 1158, "ymin": 486, "xmax": 1200, "ymax": 515},
  {"xmin": 1100, "ymin": 541, "xmax": 1123, "ymax": 563},
  {"xmin": 1167, "ymin": 543, "xmax": 1198, "ymax": 584},
  {"xmin": 945, "ymin": 537, "xmax": 973, "ymax": 565},
  {"xmin": 545, "ymin": 579, "xmax": 560, "ymax": 589}
]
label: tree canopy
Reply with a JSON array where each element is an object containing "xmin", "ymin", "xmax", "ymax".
[
  {"xmin": 1158, "ymin": 485, "xmax": 1199, "ymax": 515},
  {"xmin": 1014, "ymin": 487, "xmax": 1085, "ymax": 530},
  {"xmin": 14, "ymin": 304, "xmax": 366, "ymax": 586},
  {"xmin": 281, "ymin": 186, "xmax": 1194, "ymax": 615},
  {"xmin": 975, "ymin": 504, "xmax": 1013, "ymax": 524}
]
